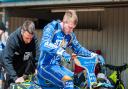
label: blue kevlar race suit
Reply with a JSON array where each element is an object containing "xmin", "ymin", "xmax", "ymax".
[{"xmin": 37, "ymin": 20, "xmax": 92, "ymax": 89}]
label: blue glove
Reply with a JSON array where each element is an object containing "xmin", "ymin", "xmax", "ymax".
[
  {"xmin": 62, "ymin": 51, "xmax": 71, "ymax": 63},
  {"xmin": 98, "ymin": 55, "xmax": 105, "ymax": 65}
]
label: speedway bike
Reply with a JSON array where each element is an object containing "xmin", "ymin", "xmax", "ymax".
[
  {"xmin": 10, "ymin": 55, "xmax": 113, "ymax": 89},
  {"xmin": 104, "ymin": 63, "xmax": 128, "ymax": 89}
]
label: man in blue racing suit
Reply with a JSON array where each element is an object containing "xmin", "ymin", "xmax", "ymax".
[{"xmin": 37, "ymin": 10, "xmax": 97, "ymax": 89}]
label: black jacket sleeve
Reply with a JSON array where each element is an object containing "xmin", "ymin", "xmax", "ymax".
[
  {"xmin": 33, "ymin": 35, "xmax": 40, "ymax": 67},
  {"xmin": 3, "ymin": 36, "xmax": 18, "ymax": 82}
]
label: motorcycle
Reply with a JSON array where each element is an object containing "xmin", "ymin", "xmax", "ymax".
[{"xmin": 10, "ymin": 55, "xmax": 113, "ymax": 89}]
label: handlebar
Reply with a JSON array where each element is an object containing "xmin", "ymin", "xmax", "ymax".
[
  {"xmin": 104, "ymin": 63, "xmax": 128, "ymax": 72},
  {"xmin": 72, "ymin": 54, "xmax": 105, "ymax": 65}
]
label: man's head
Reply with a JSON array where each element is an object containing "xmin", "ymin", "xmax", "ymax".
[
  {"xmin": 62, "ymin": 10, "xmax": 78, "ymax": 35},
  {"xmin": 0, "ymin": 21, "xmax": 6, "ymax": 36},
  {"xmin": 21, "ymin": 20, "xmax": 35, "ymax": 44}
]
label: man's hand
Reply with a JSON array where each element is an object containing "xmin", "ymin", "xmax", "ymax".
[
  {"xmin": 15, "ymin": 77, "xmax": 25, "ymax": 83},
  {"xmin": 62, "ymin": 51, "xmax": 71, "ymax": 62}
]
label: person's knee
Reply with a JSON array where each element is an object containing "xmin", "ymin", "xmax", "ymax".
[{"xmin": 62, "ymin": 75, "xmax": 72, "ymax": 81}]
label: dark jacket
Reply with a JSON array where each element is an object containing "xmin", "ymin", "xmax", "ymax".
[{"xmin": 2, "ymin": 27, "xmax": 39, "ymax": 82}]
